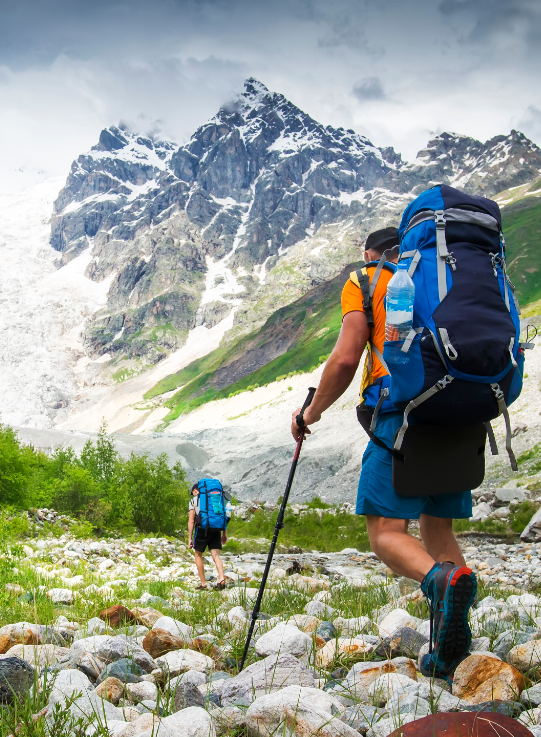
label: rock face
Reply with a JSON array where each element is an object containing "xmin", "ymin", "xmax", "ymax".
[
  {"xmin": 522, "ymin": 508, "xmax": 541, "ymax": 542},
  {"xmin": 48, "ymin": 78, "xmax": 541, "ymax": 373},
  {"xmin": 221, "ymin": 653, "xmax": 315, "ymax": 706},
  {"xmin": 452, "ymin": 654, "xmax": 525, "ymax": 704}
]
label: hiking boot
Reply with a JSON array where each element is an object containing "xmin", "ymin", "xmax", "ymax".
[
  {"xmin": 214, "ymin": 580, "xmax": 226, "ymax": 591},
  {"xmin": 195, "ymin": 584, "xmax": 207, "ymax": 591},
  {"xmin": 420, "ymin": 561, "xmax": 477, "ymax": 677}
]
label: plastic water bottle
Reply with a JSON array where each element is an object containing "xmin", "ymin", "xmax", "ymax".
[{"xmin": 385, "ymin": 262, "xmax": 415, "ymax": 343}]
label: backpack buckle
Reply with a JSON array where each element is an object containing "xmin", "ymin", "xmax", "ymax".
[
  {"xmin": 435, "ymin": 210, "xmax": 446, "ymax": 229},
  {"xmin": 436, "ymin": 375, "xmax": 452, "ymax": 390},
  {"xmin": 445, "ymin": 253, "xmax": 457, "ymax": 271},
  {"xmin": 491, "ymin": 384, "xmax": 504, "ymax": 401}
]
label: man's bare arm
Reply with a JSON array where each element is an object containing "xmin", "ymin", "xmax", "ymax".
[
  {"xmin": 188, "ymin": 508, "xmax": 195, "ymax": 548},
  {"xmin": 291, "ymin": 310, "xmax": 370, "ymax": 440}
]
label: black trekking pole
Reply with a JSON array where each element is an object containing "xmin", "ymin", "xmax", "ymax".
[{"xmin": 238, "ymin": 386, "xmax": 317, "ymax": 672}]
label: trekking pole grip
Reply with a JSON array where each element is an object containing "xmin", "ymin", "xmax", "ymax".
[{"xmin": 296, "ymin": 387, "xmax": 316, "ymax": 430}]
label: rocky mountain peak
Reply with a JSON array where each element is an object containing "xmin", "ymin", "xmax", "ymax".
[
  {"xmin": 404, "ymin": 129, "xmax": 541, "ymax": 196},
  {"xmin": 47, "ymin": 80, "xmax": 541, "ymax": 374}
]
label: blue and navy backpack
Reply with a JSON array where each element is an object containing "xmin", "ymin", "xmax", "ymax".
[
  {"xmin": 196, "ymin": 478, "xmax": 229, "ymax": 530},
  {"xmin": 375, "ymin": 184, "xmax": 532, "ymax": 470}
]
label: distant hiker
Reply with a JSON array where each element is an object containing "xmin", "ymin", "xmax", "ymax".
[
  {"xmin": 188, "ymin": 479, "xmax": 231, "ymax": 591},
  {"xmin": 291, "ymin": 188, "xmax": 527, "ymax": 681}
]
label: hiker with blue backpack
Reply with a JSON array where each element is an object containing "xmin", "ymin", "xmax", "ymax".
[
  {"xmin": 188, "ymin": 479, "xmax": 232, "ymax": 591},
  {"xmin": 291, "ymin": 184, "xmax": 533, "ymax": 682}
]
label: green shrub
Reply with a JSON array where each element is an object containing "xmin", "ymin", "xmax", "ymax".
[
  {"xmin": 0, "ymin": 424, "xmax": 33, "ymax": 507},
  {"xmin": 306, "ymin": 496, "xmax": 332, "ymax": 509},
  {"xmin": 80, "ymin": 421, "xmax": 117, "ymax": 487},
  {"xmin": 52, "ymin": 466, "xmax": 101, "ymax": 519},
  {"xmin": 509, "ymin": 500, "xmax": 540, "ymax": 533},
  {"xmin": 113, "ymin": 454, "xmax": 190, "ymax": 534}
]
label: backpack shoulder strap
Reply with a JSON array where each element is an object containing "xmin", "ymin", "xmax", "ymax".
[
  {"xmin": 350, "ymin": 265, "xmax": 373, "ymax": 326},
  {"xmin": 349, "ymin": 259, "xmax": 395, "ymax": 328}
]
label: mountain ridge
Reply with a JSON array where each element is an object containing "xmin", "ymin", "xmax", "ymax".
[{"xmin": 3, "ymin": 77, "xmax": 541, "ymax": 434}]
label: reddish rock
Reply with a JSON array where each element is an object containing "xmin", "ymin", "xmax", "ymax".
[
  {"xmin": 390, "ymin": 712, "xmax": 532, "ymax": 737},
  {"xmin": 142, "ymin": 628, "xmax": 185, "ymax": 659},
  {"xmin": 0, "ymin": 627, "xmax": 40, "ymax": 654},
  {"xmin": 190, "ymin": 638, "xmax": 221, "ymax": 661},
  {"xmin": 94, "ymin": 677, "xmax": 125, "ymax": 705},
  {"xmin": 99, "ymin": 605, "xmax": 137, "ymax": 628},
  {"xmin": 452, "ymin": 654, "xmax": 524, "ymax": 705}
]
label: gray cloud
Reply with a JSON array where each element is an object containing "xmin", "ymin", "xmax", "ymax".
[
  {"xmin": 0, "ymin": 0, "xmax": 539, "ymax": 190},
  {"xmin": 439, "ymin": 0, "xmax": 541, "ymax": 49},
  {"xmin": 517, "ymin": 105, "xmax": 541, "ymax": 141},
  {"xmin": 352, "ymin": 77, "xmax": 386, "ymax": 101}
]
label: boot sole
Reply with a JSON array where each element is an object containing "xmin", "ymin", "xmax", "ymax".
[{"xmin": 440, "ymin": 567, "xmax": 476, "ymax": 664}]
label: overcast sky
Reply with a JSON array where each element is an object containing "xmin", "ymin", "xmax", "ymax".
[{"xmin": 1, "ymin": 0, "xmax": 540, "ymax": 190}]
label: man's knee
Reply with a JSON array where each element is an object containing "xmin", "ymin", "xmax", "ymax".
[
  {"xmin": 420, "ymin": 514, "xmax": 453, "ymax": 535},
  {"xmin": 366, "ymin": 515, "xmax": 408, "ymax": 550}
]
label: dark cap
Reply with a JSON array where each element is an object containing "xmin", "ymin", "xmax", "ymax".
[{"xmin": 365, "ymin": 226, "xmax": 400, "ymax": 254}]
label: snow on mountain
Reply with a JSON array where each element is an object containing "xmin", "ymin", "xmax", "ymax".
[
  {"xmin": 49, "ymin": 79, "xmax": 399, "ymax": 374},
  {"xmin": 401, "ymin": 130, "xmax": 541, "ymax": 195},
  {"xmin": 2, "ymin": 78, "xmax": 541, "ymax": 433},
  {"xmin": 0, "ymin": 179, "xmax": 113, "ymax": 428}
]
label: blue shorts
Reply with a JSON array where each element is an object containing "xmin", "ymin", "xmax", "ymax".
[{"xmin": 356, "ymin": 411, "xmax": 472, "ymax": 520}]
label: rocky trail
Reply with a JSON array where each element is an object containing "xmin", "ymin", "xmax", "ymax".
[{"xmin": 3, "ymin": 511, "xmax": 541, "ymax": 736}]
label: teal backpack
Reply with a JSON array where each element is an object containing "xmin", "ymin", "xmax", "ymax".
[{"xmin": 197, "ymin": 478, "xmax": 229, "ymax": 530}]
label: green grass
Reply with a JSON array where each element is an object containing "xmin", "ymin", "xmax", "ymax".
[
  {"xmin": 517, "ymin": 443, "xmax": 541, "ymax": 476},
  {"xmin": 144, "ymin": 262, "xmax": 362, "ymax": 425},
  {"xmin": 228, "ymin": 507, "xmax": 370, "ymax": 553},
  {"xmin": 503, "ymin": 194, "xmax": 541, "ymax": 307},
  {"xmin": 139, "ymin": 190, "xmax": 541, "ymax": 427}
]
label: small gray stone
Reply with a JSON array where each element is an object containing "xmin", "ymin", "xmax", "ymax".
[
  {"xmin": 493, "ymin": 631, "xmax": 533, "ymax": 659},
  {"xmin": 471, "ymin": 637, "xmax": 491, "ymax": 652},
  {"xmin": 315, "ymin": 621, "xmax": 337, "ymax": 642},
  {"xmin": 97, "ymin": 658, "xmax": 145, "ymax": 684},
  {"xmin": 221, "ymin": 653, "xmax": 315, "ymax": 706},
  {"xmin": 463, "ymin": 700, "xmax": 524, "ymax": 717},
  {"xmin": 170, "ymin": 670, "xmax": 208, "ymax": 690},
  {"xmin": 494, "ymin": 488, "xmax": 526, "ymax": 506},
  {"xmin": 340, "ymin": 704, "xmax": 381, "ymax": 733},
  {"xmin": 376, "ymin": 626, "xmax": 428, "ymax": 659},
  {"xmin": 522, "ymin": 685, "xmax": 541, "ymax": 707},
  {"xmin": 387, "ymin": 694, "xmax": 432, "ymax": 719},
  {"xmin": 366, "ymin": 714, "xmax": 415, "ymax": 737},
  {"xmin": 0, "ymin": 657, "xmax": 34, "ymax": 704},
  {"xmin": 305, "ymin": 600, "xmax": 335, "ymax": 618},
  {"xmin": 173, "ymin": 681, "xmax": 206, "ymax": 711},
  {"xmin": 255, "ymin": 623, "xmax": 312, "ymax": 658}
]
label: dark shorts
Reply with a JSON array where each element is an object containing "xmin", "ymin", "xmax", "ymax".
[
  {"xmin": 194, "ymin": 528, "xmax": 223, "ymax": 552},
  {"xmin": 357, "ymin": 411, "xmax": 473, "ymax": 520}
]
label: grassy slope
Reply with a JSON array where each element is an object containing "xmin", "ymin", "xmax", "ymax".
[
  {"xmin": 146, "ymin": 261, "xmax": 362, "ymax": 423},
  {"xmin": 144, "ymin": 185, "xmax": 541, "ymax": 425},
  {"xmin": 501, "ymin": 190, "xmax": 541, "ymax": 307}
]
